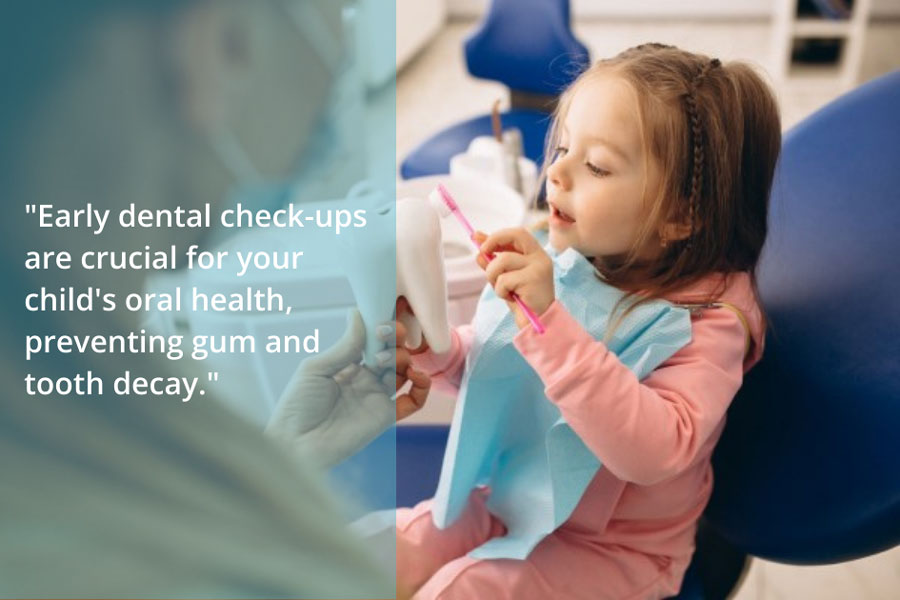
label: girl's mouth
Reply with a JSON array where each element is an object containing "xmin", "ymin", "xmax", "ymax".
[{"xmin": 550, "ymin": 203, "xmax": 576, "ymax": 225}]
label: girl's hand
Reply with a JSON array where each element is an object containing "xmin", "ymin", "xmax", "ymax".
[
  {"xmin": 474, "ymin": 228, "xmax": 555, "ymax": 329},
  {"xmin": 266, "ymin": 309, "xmax": 430, "ymax": 469},
  {"xmin": 395, "ymin": 296, "xmax": 429, "ymax": 355},
  {"xmin": 382, "ymin": 315, "xmax": 431, "ymax": 421}
]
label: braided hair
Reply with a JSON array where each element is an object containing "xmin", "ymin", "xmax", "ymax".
[{"xmin": 683, "ymin": 57, "xmax": 721, "ymax": 249}]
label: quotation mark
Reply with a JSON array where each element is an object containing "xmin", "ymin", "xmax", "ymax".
[{"xmin": 198, "ymin": 372, "xmax": 219, "ymax": 396}]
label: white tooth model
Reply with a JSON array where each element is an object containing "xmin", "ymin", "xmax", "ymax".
[{"xmin": 340, "ymin": 196, "xmax": 452, "ymax": 369}]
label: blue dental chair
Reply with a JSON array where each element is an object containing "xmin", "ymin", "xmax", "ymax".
[
  {"xmin": 681, "ymin": 68, "xmax": 900, "ymax": 598},
  {"xmin": 399, "ymin": 0, "xmax": 589, "ymax": 180},
  {"xmin": 396, "ymin": 69, "xmax": 900, "ymax": 598}
]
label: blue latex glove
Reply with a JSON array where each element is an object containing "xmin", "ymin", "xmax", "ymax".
[{"xmin": 266, "ymin": 309, "xmax": 430, "ymax": 468}]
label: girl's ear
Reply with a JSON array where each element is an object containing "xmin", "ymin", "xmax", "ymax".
[{"xmin": 659, "ymin": 219, "xmax": 693, "ymax": 245}]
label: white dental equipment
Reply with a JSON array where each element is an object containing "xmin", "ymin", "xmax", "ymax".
[
  {"xmin": 449, "ymin": 103, "xmax": 538, "ymax": 201},
  {"xmin": 450, "ymin": 134, "xmax": 539, "ymax": 202}
]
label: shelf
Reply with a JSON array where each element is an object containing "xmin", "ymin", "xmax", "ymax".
[
  {"xmin": 771, "ymin": 0, "xmax": 870, "ymax": 91},
  {"xmin": 787, "ymin": 64, "xmax": 846, "ymax": 80},
  {"xmin": 793, "ymin": 18, "xmax": 853, "ymax": 37},
  {"xmin": 790, "ymin": 36, "xmax": 846, "ymax": 70}
]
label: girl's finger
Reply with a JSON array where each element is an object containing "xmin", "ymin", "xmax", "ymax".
[
  {"xmin": 494, "ymin": 269, "xmax": 528, "ymax": 301},
  {"xmin": 480, "ymin": 228, "xmax": 538, "ymax": 256},
  {"xmin": 396, "ymin": 368, "xmax": 430, "ymax": 420},
  {"xmin": 389, "ymin": 360, "xmax": 415, "ymax": 392},
  {"xmin": 396, "ymin": 347, "xmax": 412, "ymax": 378},
  {"xmin": 394, "ymin": 319, "xmax": 408, "ymax": 347},
  {"xmin": 484, "ymin": 251, "xmax": 530, "ymax": 286}
]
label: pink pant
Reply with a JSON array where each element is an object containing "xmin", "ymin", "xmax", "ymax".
[{"xmin": 396, "ymin": 489, "xmax": 688, "ymax": 600}]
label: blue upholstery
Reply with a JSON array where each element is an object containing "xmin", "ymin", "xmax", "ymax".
[
  {"xmin": 396, "ymin": 425, "xmax": 450, "ymax": 508},
  {"xmin": 464, "ymin": 0, "xmax": 590, "ymax": 96},
  {"xmin": 399, "ymin": 110, "xmax": 552, "ymax": 180},
  {"xmin": 672, "ymin": 562, "xmax": 703, "ymax": 600},
  {"xmin": 400, "ymin": 0, "xmax": 588, "ymax": 180},
  {"xmin": 705, "ymin": 69, "xmax": 900, "ymax": 565}
]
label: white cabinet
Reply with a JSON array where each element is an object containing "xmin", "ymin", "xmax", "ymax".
[{"xmin": 771, "ymin": 0, "xmax": 872, "ymax": 91}]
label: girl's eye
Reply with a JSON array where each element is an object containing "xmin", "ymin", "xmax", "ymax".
[
  {"xmin": 586, "ymin": 163, "xmax": 610, "ymax": 177},
  {"xmin": 553, "ymin": 146, "xmax": 568, "ymax": 161}
]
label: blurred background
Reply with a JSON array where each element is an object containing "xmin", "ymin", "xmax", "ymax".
[
  {"xmin": 396, "ymin": 0, "xmax": 900, "ymax": 160},
  {"xmin": 392, "ymin": 0, "xmax": 900, "ymax": 598}
]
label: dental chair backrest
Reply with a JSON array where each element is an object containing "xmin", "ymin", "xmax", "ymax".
[
  {"xmin": 704, "ymin": 70, "xmax": 900, "ymax": 565},
  {"xmin": 464, "ymin": 0, "xmax": 589, "ymax": 100}
]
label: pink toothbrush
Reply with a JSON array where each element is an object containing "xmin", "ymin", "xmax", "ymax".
[{"xmin": 429, "ymin": 183, "xmax": 546, "ymax": 335}]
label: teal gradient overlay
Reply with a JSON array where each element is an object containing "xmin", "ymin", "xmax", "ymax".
[{"xmin": 0, "ymin": 1, "xmax": 397, "ymax": 598}]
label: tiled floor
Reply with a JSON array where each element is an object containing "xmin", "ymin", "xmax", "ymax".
[{"xmin": 395, "ymin": 17, "xmax": 900, "ymax": 599}]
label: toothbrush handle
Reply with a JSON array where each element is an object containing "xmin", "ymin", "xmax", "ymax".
[
  {"xmin": 512, "ymin": 293, "xmax": 546, "ymax": 334},
  {"xmin": 475, "ymin": 242, "xmax": 546, "ymax": 335}
]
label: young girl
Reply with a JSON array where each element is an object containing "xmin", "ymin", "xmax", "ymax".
[{"xmin": 396, "ymin": 44, "xmax": 781, "ymax": 599}]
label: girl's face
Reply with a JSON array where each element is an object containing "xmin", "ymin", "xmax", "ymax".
[{"xmin": 546, "ymin": 74, "xmax": 660, "ymax": 261}]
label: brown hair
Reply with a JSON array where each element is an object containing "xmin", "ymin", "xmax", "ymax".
[{"xmin": 541, "ymin": 43, "xmax": 781, "ymax": 327}]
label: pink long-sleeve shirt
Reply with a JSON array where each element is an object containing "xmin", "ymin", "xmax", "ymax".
[{"xmin": 413, "ymin": 271, "xmax": 765, "ymax": 562}]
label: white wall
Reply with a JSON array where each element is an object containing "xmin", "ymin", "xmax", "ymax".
[
  {"xmin": 447, "ymin": 0, "xmax": 900, "ymax": 20},
  {"xmin": 397, "ymin": 0, "xmax": 447, "ymax": 70}
]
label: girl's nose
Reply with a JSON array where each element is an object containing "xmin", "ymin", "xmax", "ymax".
[{"xmin": 547, "ymin": 154, "xmax": 572, "ymax": 191}]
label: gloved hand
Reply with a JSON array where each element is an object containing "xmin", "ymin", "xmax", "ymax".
[{"xmin": 266, "ymin": 309, "xmax": 430, "ymax": 469}]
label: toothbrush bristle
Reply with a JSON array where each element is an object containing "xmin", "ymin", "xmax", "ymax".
[
  {"xmin": 428, "ymin": 187, "xmax": 453, "ymax": 218},
  {"xmin": 437, "ymin": 184, "xmax": 459, "ymax": 212}
]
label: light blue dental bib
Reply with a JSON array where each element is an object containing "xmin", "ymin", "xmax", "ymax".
[{"xmin": 431, "ymin": 243, "xmax": 693, "ymax": 560}]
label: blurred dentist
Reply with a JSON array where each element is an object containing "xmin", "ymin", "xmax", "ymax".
[{"xmin": 1, "ymin": 1, "xmax": 417, "ymax": 597}]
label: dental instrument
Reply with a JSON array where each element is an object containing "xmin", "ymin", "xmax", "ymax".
[
  {"xmin": 429, "ymin": 184, "xmax": 546, "ymax": 334},
  {"xmin": 489, "ymin": 100, "xmax": 524, "ymax": 193}
]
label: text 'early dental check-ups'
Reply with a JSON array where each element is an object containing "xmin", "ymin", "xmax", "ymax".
[{"xmin": 21, "ymin": 201, "xmax": 372, "ymax": 403}]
